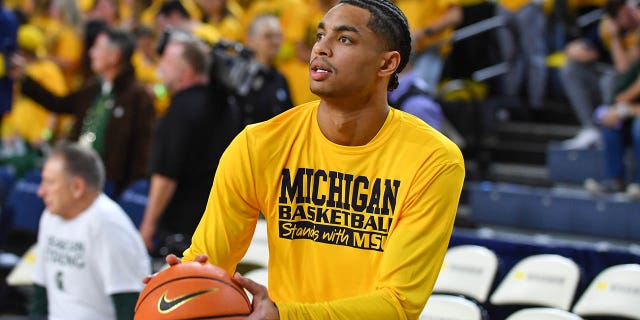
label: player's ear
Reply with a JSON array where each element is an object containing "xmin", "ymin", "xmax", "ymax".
[{"xmin": 378, "ymin": 51, "xmax": 400, "ymax": 78}]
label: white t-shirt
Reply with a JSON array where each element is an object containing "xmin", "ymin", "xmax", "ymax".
[{"xmin": 33, "ymin": 194, "xmax": 151, "ymax": 320}]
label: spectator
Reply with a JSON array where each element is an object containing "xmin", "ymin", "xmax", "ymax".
[
  {"xmin": 495, "ymin": 0, "xmax": 548, "ymax": 112},
  {"xmin": 11, "ymin": 26, "xmax": 155, "ymax": 195},
  {"xmin": 31, "ymin": 141, "xmax": 150, "ymax": 320},
  {"xmin": 388, "ymin": 60, "xmax": 444, "ymax": 130},
  {"xmin": 586, "ymin": 58, "xmax": 640, "ymax": 199},
  {"xmin": 160, "ymin": 1, "xmax": 465, "ymax": 319},
  {"xmin": 28, "ymin": 0, "xmax": 84, "ymax": 90},
  {"xmin": 240, "ymin": 14, "xmax": 294, "ymax": 125},
  {"xmin": 395, "ymin": 0, "xmax": 463, "ymax": 96},
  {"xmin": 243, "ymin": 0, "xmax": 318, "ymax": 105},
  {"xmin": 139, "ymin": 33, "xmax": 237, "ymax": 254},
  {"xmin": 196, "ymin": 0, "xmax": 245, "ymax": 42},
  {"xmin": 561, "ymin": 0, "xmax": 639, "ymax": 149},
  {"xmin": 155, "ymin": 0, "xmax": 221, "ymax": 45},
  {"xmin": 131, "ymin": 24, "xmax": 170, "ymax": 116},
  {"xmin": 2, "ymin": 25, "xmax": 69, "ymax": 152}
]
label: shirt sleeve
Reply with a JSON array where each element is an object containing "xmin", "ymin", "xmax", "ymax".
[
  {"xmin": 278, "ymin": 157, "xmax": 465, "ymax": 319},
  {"xmin": 182, "ymin": 130, "xmax": 260, "ymax": 274}
]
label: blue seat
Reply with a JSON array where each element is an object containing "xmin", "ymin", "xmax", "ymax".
[
  {"xmin": 1, "ymin": 169, "xmax": 44, "ymax": 255},
  {"xmin": 4, "ymin": 169, "xmax": 44, "ymax": 234},
  {"xmin": 0, "ymin": 165, "xmax": 17, "ymax": 204},
  {"xmin": 0, "ymin": 165, "xmax": 18, "ymax": 244},
  {"xmin": 116, "ymin": 179, "xmax": 150, "ymax": 228}
]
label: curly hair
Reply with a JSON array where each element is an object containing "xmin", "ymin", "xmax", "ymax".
[{"xmin": 338, "ymin": 0, "xmax": 412, "ymax": 91}]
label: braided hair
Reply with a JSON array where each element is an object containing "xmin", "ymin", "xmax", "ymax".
[{"xmin": 338, "ymin": 0, "xmax": 412, "ymax": 91}]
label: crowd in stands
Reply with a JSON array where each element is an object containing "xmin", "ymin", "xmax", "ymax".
[
  {"xmin": 0, "ymin": 0, "xmax": 640, "ymax": 318},
  {"xmin": 0, "ymin": 0, "xmax": 639, "ymax": 249}
]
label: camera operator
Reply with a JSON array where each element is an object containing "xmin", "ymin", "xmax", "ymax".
[
  {"xmin": 139, "ymin": 32, "xmax": 237, "ymax": 254},
  {"xmin": 239, "ymin": 14, "xmax": 294, "ymax": 125}
]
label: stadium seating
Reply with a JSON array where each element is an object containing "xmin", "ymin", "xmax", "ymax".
[
  {"xmin": 433, "ymin": 244, "xmax": 499, "ymax": 303},
  {"xmin": 5, "ymin": 244, "xmax": 37, "ymax": 287},
  {"xmin": 420, "ymin": 294, "xmax": 487, "ymax": 320},
  {"xmin": 506, "ymin": 308, "xmax": 584, "ymax": 320},
  {"xmin": 572, "ymin": 264, "xmax": 640, "ymax": 319},
  {"xmin": 1, "ymin": 169, "xmax": 44, "ymax": 255},
  {"xmin": 116, "ymin": 179, "xmax": 150, "ymax": 228},
  {"xmin": 4, "ymin": 169, "xmax": 44, "ymax": 235},
  {"xmin": 0, "ymin": 165, "xmax": 16, "ymax": 204},
  {"xmin": 467, "ymin": 181, "xmax": 640, "ymax": 241},
  {"xmin": 490, "ymin": 254, "xmax": 581, "ymax": 311}
]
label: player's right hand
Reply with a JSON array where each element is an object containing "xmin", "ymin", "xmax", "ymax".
[{"xmin": 142, "ymin": 254, "xmax": 209, "ymax": 284}]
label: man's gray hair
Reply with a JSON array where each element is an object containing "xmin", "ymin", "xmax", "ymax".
[
  {"xmin": 50, "ymin": 141, "xmax": 105, "ymax": 191},
  {"xmin": 169, "ymin": 32, "xmax": 211, "ymax": 77}
]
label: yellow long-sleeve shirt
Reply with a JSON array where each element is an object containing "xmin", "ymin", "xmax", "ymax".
[
  {"xmin": 4, "ymin": 59, "xmax": 69, "ymax": 143},
  {"xmin": 183, "ymin": 101, "xmax": 465, "ymax": 319}
]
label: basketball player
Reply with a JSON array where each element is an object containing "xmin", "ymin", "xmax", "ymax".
[{"xmin": 160, "ymin": 1, "xmax": 464, "ymax": 318}]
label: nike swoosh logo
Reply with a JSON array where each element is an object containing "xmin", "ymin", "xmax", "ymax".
[{"xmin": 157, "ymin": 288, "xmax": 220, "ymax": 313}]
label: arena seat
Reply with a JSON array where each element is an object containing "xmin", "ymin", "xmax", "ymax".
[
  {"xmin": 4, "ymin": 169, "xmax": 44, "ymax": 235},
  {"xmin": 5, "ymin": 243, "xmax": 37, "ymax": 286},
  {"xmin": 433, "ymin": 245, "xmax": 499, "ymax": 303},
  {"xmin": 490, "ymin": 254, "xmax": 581, "ymax": 310},
  {"xmin": 116, "ymin": 179, "xmax": 150, "ymax": 228},
  {"xmin": 506, "ymin": 308, "xmax": 584, "ymax": 320},
  {"xmin": 420, "ymin": 294, "xmax": 487, "ymax": 320},
  {"xmin": 572, "ymin": 264, "xmax": 640, "ymax": 320}
]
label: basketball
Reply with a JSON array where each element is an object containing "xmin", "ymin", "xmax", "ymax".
[{"xmin": 134, "ymin": 262, "xmax": 252, "ymax": 319}]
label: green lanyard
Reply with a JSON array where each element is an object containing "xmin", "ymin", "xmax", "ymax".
[{"xmin": 79, "ymin": 91, "xmax": 112, "ymax": 157}]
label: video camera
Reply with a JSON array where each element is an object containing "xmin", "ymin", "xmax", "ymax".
[{"xmin": 156, "ymin": 29, "xmax": 261, "ymax": 97}]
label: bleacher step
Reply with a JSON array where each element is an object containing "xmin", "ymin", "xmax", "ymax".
[{"xmin": 466, "ymin": 181, "xmax": 640, "ymax": 241}]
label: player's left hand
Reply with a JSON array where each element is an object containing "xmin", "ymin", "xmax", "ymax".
[{"xmin": 234, "ymin": 272, "xmax": 280, "ymax": 320}]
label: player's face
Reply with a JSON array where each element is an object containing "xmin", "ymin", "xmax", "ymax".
[
  {"xmin": 309, "ymin": 4, "xmax": 388, "ymax": 99},
  {"xmin": 37, "ymin": 156, "xmax": 76, "ymax": 218}
]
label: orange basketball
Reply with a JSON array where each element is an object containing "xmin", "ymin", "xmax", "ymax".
[{"xmin": 134, "ymin": 262, "xmax": 252, "ymax": 319}]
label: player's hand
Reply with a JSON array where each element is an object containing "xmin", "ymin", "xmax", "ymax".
[
  {"xmin": 234, "ymin": 273, "xmax": 279, "ymax": 320},
  {"xmin": 142, "ymin": 254, "xmax": 209, "ymax": 284}
]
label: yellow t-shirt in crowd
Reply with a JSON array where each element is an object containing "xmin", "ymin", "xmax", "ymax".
[
  {"xmin": 183, "ymin": 101, "xmax": 465, "ymax": 319},
  {"xmin": 139, "ymin": 0, "xmax": 203, "ymax": 27},
  {"xmin": 396, "ymin": 0, "xmax": 460, "ymax": 55},
  {"xmin": 206, "ymin": 10, "xmax": 245, "ymax": 42},
  {"xmin": 131, "ymin": 51, "xmax": 170, "ymax": 116},
  {"xmin": 599, "ymin": 16, "xmax": 640, "ymax": 52},
  {"xmin": 498, "ymin": 0, "xmax": 553, "ymax": 13},
  {"xmin": 30, "ymin": 16, "xmax": 83, "ymax": 89},
  {"xmin": 4, "ymin": 60, "xmax": 70, "ymax": 143}
]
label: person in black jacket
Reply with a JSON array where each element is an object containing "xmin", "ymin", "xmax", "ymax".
[
  {"xmin": 11, "ymin": 26, "xmax": 155, "ymax": 196},
  {"xmin": 240, "ymin": 14, "xmax": 294, "ymax": 125},
  {"xmin": 139, "ymin": 33, "xmax": 237, "ymax": 254}
]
